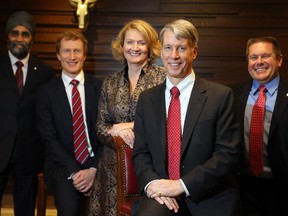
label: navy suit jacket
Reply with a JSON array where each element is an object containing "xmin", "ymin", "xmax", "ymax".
[
  {"xmin": 0, "ymin": 52, "xmax": 54, "ymax": 173},
  {"xmin": 132, "ymin": 76, "xmax": 240, "ymax": 216},
  {"xmin": 36, "ymin": 74, "xmax": 102, "ymax": 187}
]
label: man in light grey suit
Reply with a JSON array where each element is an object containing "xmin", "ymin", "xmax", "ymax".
[{"xmin": 132, "ymin": 19, "xmax": 240, "ymax": 216}]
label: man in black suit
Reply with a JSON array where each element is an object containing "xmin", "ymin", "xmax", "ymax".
[
  {"xmin": 232, "ymin": 36, "xmax": 288, "ymax": 216},
  {"xmin": 131, "ymin": 19, "xmax": 240, "ymax": 216},
  {"xmin": 36, "ymin": 31, "xmax": 102, "ymax": 216},
  {"xmin": 0, "ymin": 11, "xmax": 54, "ymax": 216}
]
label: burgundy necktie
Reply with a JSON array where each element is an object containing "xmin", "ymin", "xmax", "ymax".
[
  {"xmin": 71, "ymin": 79, "xmax": 89, "ymax": 164},
  {"xmin": 167, "ymin": 86, "xmax": 181, "ymax": 180},
  {"xmin": 15, "ymin": 61, "xmax": 24, "ymax": 94},
  {"xmin": 249, "ymin": 85, "xmax": 267, "ymax": 176}
]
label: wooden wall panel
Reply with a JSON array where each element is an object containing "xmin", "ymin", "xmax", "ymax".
[{"xmin": 0, "ymin": 0, "xmax": 288, "ymax": 83}]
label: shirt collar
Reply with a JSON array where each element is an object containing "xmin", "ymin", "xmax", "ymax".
[
  {"xmin": 166, "ymin": 70, "xmax": 195, "ymax": 94},
  {"xmin": 251, "ymin": 75, "xmax": 279, "ymax": 96},
  {"xmin": 9, "ymin": 50, "xmax": 30, "ymax": 66},
  {"xmin": 61, "ymin": 70, "xmax": 85, "ymax": 88}
]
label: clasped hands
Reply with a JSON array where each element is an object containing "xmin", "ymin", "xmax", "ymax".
[
  {"xmin": 108, "ymin": 122, "xmax": 134, "ymax": 148},
  {"xmin": 146, "ymin": 179, "xmax": 184, "ymax": 213},
  {"xmin": 72, "ymin": 168, "xmax": 96, "ymax": 196}
]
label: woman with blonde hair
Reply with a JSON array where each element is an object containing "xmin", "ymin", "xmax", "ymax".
[{"xmin": 88, "ymin": 19, "xmax": 166, "ymax": 215}]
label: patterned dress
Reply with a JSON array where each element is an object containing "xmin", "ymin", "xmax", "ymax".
[{"xmin": 88, "ymin": 64, "xmax": 166, "ymax": 216}]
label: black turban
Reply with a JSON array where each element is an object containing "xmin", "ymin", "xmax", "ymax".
[{"xmin": 5, "ymin": 11, "xmax": 35, "ymax": 37}]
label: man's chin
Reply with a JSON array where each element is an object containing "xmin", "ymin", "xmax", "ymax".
[{"xmin": 11, "ymin": 50, "xmax": 28, "ymax": 60}]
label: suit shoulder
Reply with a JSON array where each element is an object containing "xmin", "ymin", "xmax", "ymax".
[
  {"xmin": 39, "ymin": 76, "xmax": 61, "ymax": 92},
  {"xmin": 141, "ymin": 82, "xmax": 164, "ymax": 96},
  {"xmin": 198, "ymin": 77, "xmax": 232, "ymax": 94},
  {"xmin": 85, "ymin": 74, "xmax": 103, "ymax": 87}
]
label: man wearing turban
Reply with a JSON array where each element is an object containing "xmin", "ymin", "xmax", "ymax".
[{"xmin": 0, "ymin": 11, "xmax": 55, "ymax": 216}]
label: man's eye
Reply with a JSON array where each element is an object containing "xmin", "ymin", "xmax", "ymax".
[
  {"xmin": 10, "ymin": 31, "xmax": 19, "ymax": 37},
  {"xmin": 21, "ymin": 32, "xmax": 31, "ymax": 38},
  {"xmin": 10, "ymin": 31, "xmax": 31, "ymax": 38},
  {"xmin": 249, "ymin": 56, "xmax": 257, "ymax": 61},
  {"xmin": 178, "ymin": 47, "xmax": 186, "ymax": 52},
  {"xmin": 262, "ymin": 54, "xmax": 271, "ymax": 59},
  {"xmin": 74, "ymin": 49, "xmax": 81, "ymax": 54}
]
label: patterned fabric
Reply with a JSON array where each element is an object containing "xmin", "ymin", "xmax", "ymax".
[
  {"xmin": 167, "ymin": 86, "xmax": 181, "ymax": 180},
  {"xmin": 249, "ymin": 85, "xmax": 267, "ymax": 176},
  {"xmin": 88, "ymin": 64, "xmax": 166, "ymax": 216}
]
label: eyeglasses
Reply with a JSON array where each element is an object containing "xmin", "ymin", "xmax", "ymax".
[{"xmin": 9, "ymin": 30, "xmax": 31, "ymax": 38}]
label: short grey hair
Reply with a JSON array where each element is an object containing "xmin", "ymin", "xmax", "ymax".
[{"xmin": 159, "ymin": 19, "xmax": 199, "ymax": 48}]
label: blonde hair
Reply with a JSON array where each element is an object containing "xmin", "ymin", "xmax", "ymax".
[{"xmin": 111, "ymin": 19, "xmax": 161, "ymax": 64}]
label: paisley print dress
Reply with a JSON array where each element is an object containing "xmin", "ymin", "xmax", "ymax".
[{"xmin": 88, "ymin": 64, "xmax": 166, "ymax": 216}]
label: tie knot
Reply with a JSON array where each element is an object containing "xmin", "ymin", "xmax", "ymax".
[
  {"xmin": 71, "ymin": 79, "xmax": 79, "ymax": 86},
  {"xmin": 170, "ymin": 86, "xmax": 180, "ymax": 97},
  {"xmin": 15, "ymin": 61, "xmax": 23, "ymax": 68},
  {"xmin": 258, "ymin": 85, "xmax": 267, "ymax": 93}
]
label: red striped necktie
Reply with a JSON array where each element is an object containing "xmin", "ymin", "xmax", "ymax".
[{"xmin": 71, "ymin": 79, "xmax": 89, "ymax": 164}]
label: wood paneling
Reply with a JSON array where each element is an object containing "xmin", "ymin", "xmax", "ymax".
[{"xmin": 0, "ymin": 0, "xmax": 288, "ymax": 83}]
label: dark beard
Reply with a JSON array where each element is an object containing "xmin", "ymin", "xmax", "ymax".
[{"xmin": 8, "ymin": 41, "xmax": 31, "ymax": 60}]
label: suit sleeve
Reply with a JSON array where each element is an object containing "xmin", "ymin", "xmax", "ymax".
[{"xmin": 36, "ymin": 85, "xmax": 81, "ymax": 178}]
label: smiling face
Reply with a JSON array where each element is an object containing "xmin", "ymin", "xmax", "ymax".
[
  {"xmin": 8, "ymin": 25, "xmax": 33, "ymax": 59},
  {"xmin": 122, "ymin": 29, "xmax": 149, "ymax": 67},
  {"xmin": 57, "ymin": 38, "xmax": 86, "ymax": 78},
  {"xmin": 161, "ymin": 29, "xmax": 197, "ymax": 85},
  {"xmin": 247, "ymin": 42, "xmax": 282, "ymax": 84}
]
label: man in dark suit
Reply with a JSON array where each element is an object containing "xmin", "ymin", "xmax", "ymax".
[
  {"xmin": 0, "ymin": 11, "xmax": 54, "ymax": 216},
  {"xmin": 36, "ymin": 31, "xmax": 102, "ymax": 216},
  {"xmin": 232, "ymin": 36, "xmax": 288, "ymax": 216},
  {"xmin": 131, "ymin": 19, "xmax": 240, "ymax": 216}
]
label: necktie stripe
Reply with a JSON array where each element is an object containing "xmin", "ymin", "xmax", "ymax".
[
  {"xmin": 74, "ymin": 128, "xmax": 86, "ymax": 143},
  {"xmin": 71, "ymin": 79, "xmax": 89, "ymax": 164},
  {"xmin": 73, "ymin": 113, "xmax": 84, "ymax": 127}
]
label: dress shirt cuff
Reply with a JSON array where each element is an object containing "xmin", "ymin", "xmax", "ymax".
[
  {"xmin": 67, "ymin": 172, "xmax": 75, "ymax": 180},
  {"xmin": 179, "ymin": 179, "xmax": 190, "ymax": 197},
  {"xmin": 144, "ymin": 179, "xmax": 158, "ymax": 193}
]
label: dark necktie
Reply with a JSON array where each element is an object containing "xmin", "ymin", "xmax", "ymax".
[
  {"xmin": 249, "ymin": 85, "xmax": 267, "ymax": 176},
  {"xmin": 71, "ymin": 79, "xmax": 89, "ymax": 164},
  {"xmin": 167, "ymin": 86, "xmax": 181, "ymax": 180},
  {"xmin": 15, "ymin": 61, "xmax": 24, "ymax": 94}
]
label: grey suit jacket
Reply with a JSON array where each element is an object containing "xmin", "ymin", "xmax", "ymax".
[{"xmin": 132, "ymin": 75, "xmax": 240, "ymax": 216}]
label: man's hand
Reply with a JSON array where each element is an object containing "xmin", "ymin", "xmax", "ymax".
[
  {"xmin": 72, "ymin": 168, "xmax": 96, "ymax": 195},
  {"xmin": 147, "ymin": 179, "xmax": 184, "ymax": 198},
  {"xmin": 146, "ymin": 179, "xmax": 185, "ymax": 212},
  {"xmin": 154, "ymin": 196, "xmax": 179, "ymax": 213}
]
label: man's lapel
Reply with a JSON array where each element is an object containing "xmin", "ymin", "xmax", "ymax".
[{"xmin": 181, "ymin": 77, "xmax": 207, "ymax": 157}]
